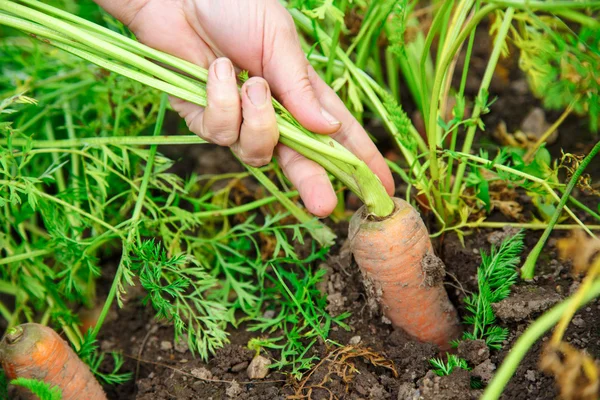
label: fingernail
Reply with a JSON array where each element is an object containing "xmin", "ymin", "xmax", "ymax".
[
  {"xmin": 215, "ymin": 59, "xmax": 233, "ymax": 81},
  {"xmin": 247, "ymin": 81, "xmax": 268, "ymax": 106},
  {"xmin": 320, "ymin": 107, "xmax": 340, "ymax": 125}
]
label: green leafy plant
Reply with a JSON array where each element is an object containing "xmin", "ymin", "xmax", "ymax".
[
  {"xmin": 248, "ymin": 258, "xmax": 350, "ymax": 379},
  {"xmin": 0, "ymin": 369, "xmax": 8, "ymax": 400},
  {"xmin": 512, "ymin": 12, "xmax": 600, "ymax": 132},
  {"xmin": 460, "ymin": 231, "xmax": 525, "ymax": 350},
  {"xmin": 429, "ymin": 353, "xmax": 470, "ymax": 377},
  {"xmin": 10, "ymin": 377, "xmax": 62, "ymax": 400}
]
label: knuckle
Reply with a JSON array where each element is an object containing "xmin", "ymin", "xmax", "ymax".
[
  {"xmin": 242, "ymin": 156, "xmax": 271, "ymax": 167},
  {"xmin": 279, "ymin": 77, "xmax": 312, "ymax": 105},
  {"xmin": 209, "ymin": 92, "xmax": 239, "ymax": 108},
  {"xmin": 210, "ymin": 131, "xmax": 238, "ymax": 146}
]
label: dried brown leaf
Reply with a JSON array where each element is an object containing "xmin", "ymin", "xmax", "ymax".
[
  {"xmin": 540, "ymin": 342, "xmax": 599, "ymax": 400},
  {"xmin": 557, "ymin": 230, "xmax": 600, "ymax": 275}
]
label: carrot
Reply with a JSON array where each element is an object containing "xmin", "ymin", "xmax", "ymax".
[
  {"xmin": 349, "ymin": 198, "xmax": 461, "ymax": 349},
  {"xmin": 0, "ymin": 323, "xmax": 107, "ymax": 400}
]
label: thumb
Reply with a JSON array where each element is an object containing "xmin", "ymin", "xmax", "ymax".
[{"xmin": 261, "ymin": 12, "xmax": 341, "ymax": 134}]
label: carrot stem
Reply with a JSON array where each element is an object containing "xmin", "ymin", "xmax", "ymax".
[
  {"xmin": 521, "ymin": 139, "xmax": 600, "ymax": 279},
  {"xmin": 448, "ymin": 7, "xmax": 514, "ymax": 206},
  {"xmin": 241, "ymin": 162, "xmax": 337, "ymax": 247},
  {"xmin": 92, "ymin": 93, "xmax": 169, "ymax": 338},
  {"xmin": 551, "ymin": 258, "xmax": 600, "ymax": 346},
  {"xmin": 482, "ymin": 280, "xmax": 600, "ymax": 400}
]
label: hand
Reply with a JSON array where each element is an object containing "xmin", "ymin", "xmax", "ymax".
[{"xmin": 94, "ymin": 0, "xmax": 394, "ymax": 217}]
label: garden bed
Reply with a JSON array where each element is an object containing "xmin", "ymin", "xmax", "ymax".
[{"xmin": 2, "ymin": 1, "xmax": 599, "ymax": 399}]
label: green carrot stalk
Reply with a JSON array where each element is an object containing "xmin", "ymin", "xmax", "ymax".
[
  {"xmin": 482, "ymin": 280, "xmax": 600, "ymax": 400},
  {"xmin": 521, "ymin": 140, "xmax": 600, "ymax": 279}
]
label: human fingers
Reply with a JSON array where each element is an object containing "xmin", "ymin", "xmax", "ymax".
[
  {"xmin": 172, "ymin": 58, "xmax": 241, "ymax": 146},
  {"xmin": 307, "ymin": 67, "xmax": 395, "ymax": 195},
  {"xmin": 276, "ymin": 144, "xmax": 337, "ymax": 217},
  {"xmin": 230, "ymin": 77, "xmax": 279, "ymax": 167}
]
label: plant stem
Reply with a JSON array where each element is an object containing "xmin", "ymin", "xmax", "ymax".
[
  {"xmin": 521, "ymin": 140, "xmax": 600, "ymax": 279},
  {"xmin": 0, "ymin": 249, "xmax": 51, "ymax": 265},
  {"xmin": 481, "ymin": 280, "xmax": 600, "ymax": 400},
  {"xmin": 325, "ymin": 0, "xmax": 347, "ymax": 85},
  {"xmin": 551, "ymin": 258, "xmax": 600, "ymax": 346},
  {"xmin": 0, "ymin": 135, "xmax": 208, "ymax": 148},
  {"xmin": 566, "ymin": 194, "xmax": 600, "ymax": 223},
  {"xmin": 92, "ymin": 94, "xmax": 169, "ymax": 339},
  {"xmin": 242, "ymin": 163, "xmax": 337, "ymax": 247},
  {"xmin": 449, "ymin": 7, "xmax": 514, "ymax": 205},
  {"xmin": 431, "ymin": 221, "xmax": 600, "ymax": 237},
  {"xmin": 485, "ymin": 0, "xmax": 600, "ymax": 10},
  {"xmin": 446, "ymin": 2, "xmax": 479, "ymax": 193},
  {"xmin": 158, "ymin": 191, "xmax": 300, "ymax": 223}
]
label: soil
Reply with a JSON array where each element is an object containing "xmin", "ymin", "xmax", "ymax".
[{"xmin": 85, "ymin": 218, "xmax": 600, "ymax": 400}]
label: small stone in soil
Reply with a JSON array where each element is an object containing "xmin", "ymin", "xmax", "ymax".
[
  {"xmin": 349, "ymin": 335, "xmax": 361, "ymax": 345},
  {"xmin": 174, "ymin": 334, "xmax": 189, "ymax": 353},
  {"xmin": 262, "ymin": 309, "xmax": 276, "ymax": 319},
  {"xmin": 231, "ymin": 361, "xmax": 249, "ymax": 372},
  {"xmin": 160, "ymin": 341, "xmax": 173, "ymax": 351},
  {"xmin": 572, "ymin": 315, "xmax": 585, "ymax": 327},
  {"xmin": 190, "ymin": 367, "xmax": 212, "ymax": 380},
  {"xmin": 525, "ymin": 370, "xmax": 536, "ymax": 382},
  {"xmin": 226, "ymin": 381, "xmax": 242, "ymax": 398},
  {"xmin": 520, "ymin": 107, "xmax": 558, "ymax": 144},
  {"xmin": 247, "ymin": 355, "xmax": 272, "ymax": 379}
]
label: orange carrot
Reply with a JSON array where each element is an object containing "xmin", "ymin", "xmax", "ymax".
[
  {"xmin": 349, "ymin": 198, "xmax": 460, "ymax": 349},
  {"xmin": 0, "ymin": 323, "xmax": 107, "ymax": 400}
]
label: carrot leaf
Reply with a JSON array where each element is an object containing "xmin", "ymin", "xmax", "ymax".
[
  {"xmin": 429, "ymin": 353, "xmax": 470, "ymax": 376},
  {"xmin": 462, "ymin": 230, "xmax": 525, "ymax": 349},
  {"xmin": 10, "ymin": 378, "xmax": 62, "ymax": 400}
]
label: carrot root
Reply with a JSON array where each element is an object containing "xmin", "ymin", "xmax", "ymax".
[
  {"xmin": 0, "ymin": 323, "xmax": 107, "ymax": 400},
  {"xmin": 349, "ymin": 197, "xmax": 461, "ymax": 349}
]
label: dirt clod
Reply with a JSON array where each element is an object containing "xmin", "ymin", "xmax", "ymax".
[
  {"xmin": 458, "ymin": 339, "xmax": 490, "ymax": 365},
  {"xmin": 493, "ymin": 285, "xmax": 562, "ymax": 322},
  {"xmin": 421, "ymin": 252, "xmax": 446, "ymax": 286},
  {"xmin": 397, "ymin": 382, "xmax": 419, "ymax": 400},
  {"xmin": 419, "ymin": 369, "xmax": 477, "ymax": 400},
  {"xmin": 472, "ymin": 359, "xmax": 496, "ymax": 383}
]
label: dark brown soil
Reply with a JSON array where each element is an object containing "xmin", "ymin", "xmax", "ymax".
[{"xmin": 84, "ymin": 217, "xmax": 600, "ymax": 400}]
